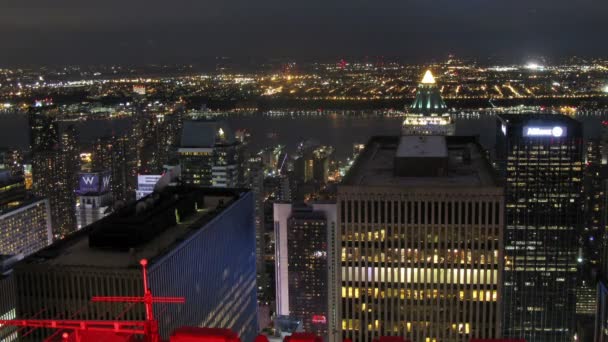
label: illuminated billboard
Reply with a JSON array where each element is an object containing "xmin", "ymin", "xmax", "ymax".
[
  {"xmin": 522, "ymin": 125, "xmax": 566, "ymax": 137},
  {"xmin": 77, "ymin": 171, "xmax": 111, "ymax": 194}
]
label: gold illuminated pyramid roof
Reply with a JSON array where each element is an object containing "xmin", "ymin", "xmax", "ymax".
[{"xmin": 420, "ymin": 70, "xmax": 436, "ymax": 84}]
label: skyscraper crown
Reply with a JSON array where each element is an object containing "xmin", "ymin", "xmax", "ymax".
[{"xmin": 410, "ymin": 69, "xmax": 447, "ymax": 115}]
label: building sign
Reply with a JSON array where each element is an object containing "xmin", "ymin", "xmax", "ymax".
[
  {"xmin": 78, "ymin": 171, "xmax": 111, "ymax": 194},
  {"xmin": 523, "ymin": 126, "xmax": 566, "ymax": 137}
]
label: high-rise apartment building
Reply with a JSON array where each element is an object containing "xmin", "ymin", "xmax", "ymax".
[
  {"xmin": 274, "ymin": 203, "xmax": 337, "ymax": 337},
  {"xmin": 15, "ymin": 186, "xmax": 258, "ymax": 341},
  {"xmin": 178, "ymin": 120, "xmax": 242, "ymax": 188},
  {"xmin": 93, "ymin": 135, "xmax": 138, "ymax": 203},
  {"xmin": 30, "ymin": 118, "xmax": 80, "ymax": 237},
  {"xmin": 246, "ymin": 157, "xmax": 269, "ymax": 299},
  {"xmin": 335, "ymin": 135, "xmax": 504, "ymax": 342},
  {"xmin": 497, "ymin": 114, "xmax": 582, "ymax": 342},
  {"xmin": 0, "ymin": 171, "xmax": 52, "ymax": 257}
]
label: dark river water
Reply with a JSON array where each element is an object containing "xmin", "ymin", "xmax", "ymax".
[
  {"xmin": 1, "ymin": 112, "xmax": 607, "ymax": 160},
  {"xmin": 225, "ymin": 112, "xmax": 608, "ymax": 159}
]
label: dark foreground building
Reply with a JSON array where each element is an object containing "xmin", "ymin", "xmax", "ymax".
[
  {"xmin": 497, "ymin": 114, "xmax": 582, "ymax": 342},
  {"xmin": 14, "ymin": 186, "xmax": 258, "ymax": 341}
]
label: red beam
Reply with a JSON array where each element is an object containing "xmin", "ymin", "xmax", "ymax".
[
  {"xmin": 91, "ymin": 296, "xmax": 185, "ymax": 303},
  {"xmin": 0, "ymin": 319, "xmax": 147, "ymax": 335}
]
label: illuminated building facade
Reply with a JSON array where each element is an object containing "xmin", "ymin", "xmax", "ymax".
[
  {"xmin": 30, "ymin": 121, "xmax": 80, "ymax": 237},
  {"xmin": 178, "ymin": 120, "xmax": 242, "ymax": 188},
  {"xmin": 15, "ymin": 187, "xmax": 258, "ymax": 341},
  {"xmin": 295, "ymin": 145, "xmax": 333, "ymax": 185},
  {"xmin": 402, "ymin": 70, "xmax": 454, "ymax": 136},
  {"xmin": 497, "ymin": 114, "xmax": 582, "ymax": 342},
  {"xmin": 246, "ymin": 157, "xmax": 269, "ymax": 301},
  {"xmin": 336, "ymin": 135, "xmax": 504, "ymax": 342},
  {"xmin": 274, "ymin": 203, "xmax": 337, "ymax": 338},
  {"xmin": 93, "ymin": 135, "xmax": 138, "ymax": 203},
  {"xmin": 0, "ymin": 149, "xmax": 24, "ymax": 178},
  {"xmin": 0, "ymin": 172, "xmax": 52, "ymax": 257}
]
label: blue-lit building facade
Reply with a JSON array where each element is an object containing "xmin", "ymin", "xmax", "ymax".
[
  {"xmin": 149, "ymin": 190, "xmax": 258, "ymax": 341},
  {"xmin": 497, "ymin": 114, "xmax": 582, "ymax": 342},
  {"xmin": 14, "ymin": 187, "xmax": 258, "ymax": 341}
]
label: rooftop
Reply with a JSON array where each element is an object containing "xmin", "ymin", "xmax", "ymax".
[
  {"xmin": 342, "ymin": 136, "xmax": 498, "ymax": 188},
  {"xmin": 498, "ymin": 113, "xmax": 581, "ymax": 126},
  {"xmin": 21, "ymin": 186, "xmax": 248, "ymax": 269},
  {"xmin": 180, "ymin": 120, "xmax": 236, "ymax": 148},
  {"xmin": 396, "ymin": 136, "xmax": 448, "ymax": 158}
]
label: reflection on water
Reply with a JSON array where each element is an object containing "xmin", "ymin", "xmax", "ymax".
[
  {"xmin": 227, "ymin": 112, "xmax": 608, "ymax": 160},
  {"xmin": 1, "ymin": 111, "xmax": 607, "ymax": 160}
]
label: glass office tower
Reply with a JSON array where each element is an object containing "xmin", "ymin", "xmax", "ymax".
[{"xmin": 497, "ymin": 114, "xmax": 582, "ymax": 342}]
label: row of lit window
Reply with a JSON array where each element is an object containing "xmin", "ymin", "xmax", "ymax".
[
  {"xmin": 341, "ymin": 248, "xmax": 499, "ymax": 265},
  {"xmin": 341, "ymin": 287, "xmax": 497, "ymax": 302},
  {"xmin": 342, "ymin": 229, "xmax": 500, "ymax": 243},
  {"xmin": 342, "ymin": 319, "xmax": 471, "ymax": 334}
]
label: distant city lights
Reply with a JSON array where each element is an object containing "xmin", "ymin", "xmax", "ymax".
[{"xmin": 525, "ymin": 62, "xmax": 545, "ymax": 71}]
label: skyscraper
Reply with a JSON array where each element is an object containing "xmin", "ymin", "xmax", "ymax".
[
  {"xmin": 274, "ymin": 203, "xmax": 336, "ymax": 337},
  {"xmin": 178, "ymin": 120, "xmax": 242, "ymax": 188},
  {"xmin": 15, "ymin": 186, "xmax": 258, "ymax": 341},
  {"xmin": 335, "ymin": 135, "xmax": 504, "ymax": 342},
  {"xmin": 30, "ymin": 115, "xmax": 80, "ymax": 237},
  {"xmin": 497, "ymin": 114, "xmax": 582, "ymax": 341},
  {"xmin": 402, "ymin": 70, "xmax": 454, "ymax": 136},
  {"xmin": 246, "ymin": 156, "xmax": 269, "ymax": 300},
  {"xmin": 92, "ymin": 135, "xmax": 138, "ymax": 203}
]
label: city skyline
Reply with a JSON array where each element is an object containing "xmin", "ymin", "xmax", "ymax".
[{"xmin": 1, "ymin": 2, "xmax": 608, "ymax": 341}]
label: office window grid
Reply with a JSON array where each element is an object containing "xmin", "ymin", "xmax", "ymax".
[
  {"xmin": 338, "ymin": 191, "xmax": 503, "ymax": 342},
  {"xmin": 502, "ymin": 137, "xmax": 582, "ymax": 342}
]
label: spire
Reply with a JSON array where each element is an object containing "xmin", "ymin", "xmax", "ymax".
[{"xmin": 420, "ymin": 70, "xmax": 436, "ymax": 84}]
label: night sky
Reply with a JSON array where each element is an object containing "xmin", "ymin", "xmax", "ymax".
[{"xmin": 1, "ymin": 0, "xmax": 607, "ymax": 66}]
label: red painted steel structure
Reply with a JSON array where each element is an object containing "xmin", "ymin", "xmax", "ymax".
[
  {"xmin": 169, "ymin": 327, "xmax": 241, "ymax": 342},
  {"xmin": 283, "ymin": 333, "xmax": 323, "ymax": 342},
  {"xmin": 0, "ymin": 259, "xmax": 184, "ymax": 342},
  {"xmin": 372, "ymin": 337, "xmax": 411, "ymax": 342}
]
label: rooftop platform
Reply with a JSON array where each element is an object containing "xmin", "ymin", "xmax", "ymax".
[
  {"xmin": 396, "ymin": 136, "xmax": 448, "ymax": 158},
  {"xmin": 21, "ymin": 186, "xmax": 248, "ymax": 269},
  {"xmin": 342, "ymin": 136, "xmax": 498, "ymax": 188}
]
